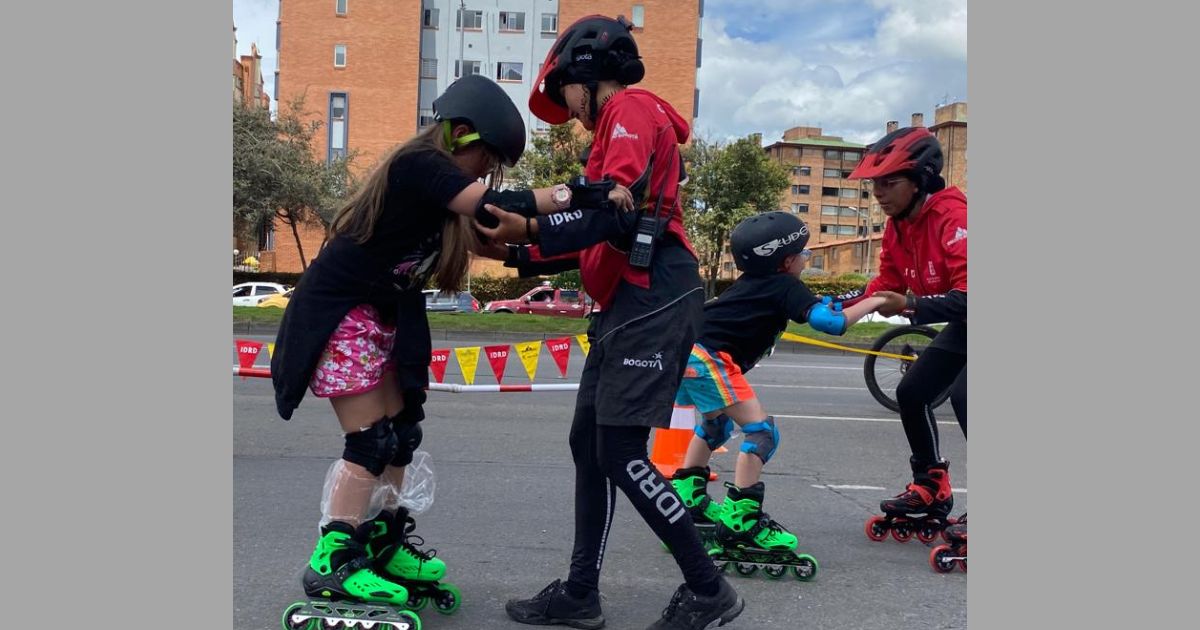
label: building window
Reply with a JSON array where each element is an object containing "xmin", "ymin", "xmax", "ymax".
[
  {"xmin": 840, "ymin": 206, "xmax": 860, "ymax": 217},
  {"xmin": 455, "ymin": 59, "xmax": 482, "ymax": 78},
  {"xmin": 822, "ymin": 187, "xmax": 838, "ymax": 197},
  {"xmin": 796, "ymin": 166, "xmax": 811, "ymax": 176},
  {"xmin": 497, "ymin": 62, "xmax": 523, "ymax": 82},
  {"xmin": 632, "ymin": 4, "xmax": 645, "ymax": 28},
  {"xmin": 811, "ymin": 255, "xmax": 824, "ymax": 269},
  {"xmin": 328, "ymin": 93, "xmax": 348, "ymax": 162},
  {"xmin": 418, "ymin": 109, "xmax": 435, "ymax": 128},
  {"xmin": 843, "ymin": 151, "xmax": 860, "ymax": 162},
  {"xmin": 824, "ymin": 149, "xmax": 841, "ymax": 160},
  {"xmin": 273, "ymin": 71, "xmax": 279, "ymax": 101},
  {"xmin": 420, "ymin": 58, "xmax": 437, "ymax": 79},
  {"xmin": 792, "ymin": 203, "xmax": 809, "ymax": 213},
  {"xmin": 275, "ymin": 21, "xmax": 280, "ymax": 50},
  {"xmin": 423, "ymin": 8, "xmax": 439, "ymax": 28},
  {"xmin": 541, "ymin": 13, "xmax": 558, "ymax": 34},
  {"xmin": 457, "ymin": 9, "xmax": 483, "ymax": 30},
  {"xmin": 693, "ymin": 88, "xmax": 700, "ymax": 118},
  {"xmin": 862, "ymin": 190, "xmax": 871, "ymax": 199},
  {"xmin": 819, "ymin": 225, "xmax": 856, "ymax": 236},
  {"xmin": 791, "ymin": 185, "xmax": 801, "ymax": 195},
  {"xmin": 258, "ymin": 220, "xmax": 275, "ymax": 251},
  {"xmin": 499, "ymin": 11, "xmax": 525, "ymax": 32},
  {"xmin": 823, "ymin": 168, "xmax": 840, "ymax": 178},
  {"xmin": 840, "ymin": 188, "xmax": 858, "ymax": 199},
  {"xmin": 532, "ymin": 118, "xmax": 552, "ymax": 133},
  {"xmin": 842, "ymin": 169, "xmax": 854, "ymax": 179},
  {"xmin": 873, "ymin": 223, "xmax": 884, "ymax": 233},
  {"xmin": 336, "ymin": 0, "xmax": 347, "ymax": 16},
  {"xmin": 333, "ymin": 44, "xmax": 346, "ymax": 67},
  {"xmin": 821, "ymin": 205, "xmax": 839, "ymax": 215},
  {"xmin": 696, "ymin": 37, "xmax": 703, "ymax": 68}
]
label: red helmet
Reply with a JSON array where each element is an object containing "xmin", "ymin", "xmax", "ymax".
[
  {"xmin": 848, "ymin": 126, "xmax": 943, "ymax": 184},
  {"xmin": 529, "ymin": 15, "xmax": 645, "ymax": 124}
]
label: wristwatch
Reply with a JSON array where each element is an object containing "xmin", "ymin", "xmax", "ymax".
[
  {"xmin": 902, "ymin": 294, "xmax": 917, "ymax": 318},
  {"xmin": 551, "ymin": 183, "xmax": 572, "ymax": 211}
]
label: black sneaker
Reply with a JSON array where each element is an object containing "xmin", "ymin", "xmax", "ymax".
[
  {"xmin": 646, "ymin": 578, "xmax": 744, "ymax": 630},
  {"xmin": 505, "ymin": 579, "xmax": 605, "ymax": 629}
]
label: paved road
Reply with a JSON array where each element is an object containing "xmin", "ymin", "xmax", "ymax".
[{"xmin": 234, "ymin": 335, "xmax": 967, "ymax": 630}]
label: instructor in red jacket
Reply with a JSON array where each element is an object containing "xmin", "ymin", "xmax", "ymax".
[{"xmin": 847, "ymin": 126, "xmax": 968, "ymax": 540}]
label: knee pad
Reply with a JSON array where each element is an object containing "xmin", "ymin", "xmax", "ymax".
[
  {"xmin": 342, "ymin": 418, "xmax": 398, "ymax": 476},
  {"xmin": 739, "ymin": 416, "xmax": 780, "ymax": 464},
  {"xmin": 388, "ymin": 416, "xmax": 424, "ymax": 468},
  {"xmin": 694, "ymin": 413, "xmax": 735, "ymax": 451}
]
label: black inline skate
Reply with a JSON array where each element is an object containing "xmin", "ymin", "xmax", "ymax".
[
  {"xmin": 865, "ymin": 460, "xmax": 956, "ymax": 544},
  {"xmin": 930, "ymin": 513, "xmax": 967, "ymax": 573}
]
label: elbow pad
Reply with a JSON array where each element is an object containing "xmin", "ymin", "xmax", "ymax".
[
  {"xmin": 808, "ymin": 297, "xmax": 847, "ymax": 335},
  {"xmin": 475, "ymin": 189, "xmax": 539, "ymax": 229}
]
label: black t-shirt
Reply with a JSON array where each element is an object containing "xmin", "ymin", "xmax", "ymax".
[
  {"xmin": 359, "ymin": 147, "xmax": 478, "ymax": 292},
  {"xmin": 696, "ymin": 273, "xmax": 820, "ymax": 373}
]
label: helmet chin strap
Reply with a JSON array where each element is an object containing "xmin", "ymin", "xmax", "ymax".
[
  {"xmin": 441, "ymin": 120, "xmax": 480, "ymax": 152},
  {"xmin": 895, "ymin": 191, "xmax": 927, "ymax": 221}
]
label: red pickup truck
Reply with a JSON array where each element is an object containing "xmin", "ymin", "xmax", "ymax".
[{"xmin": 482, "ymin": 282, "xmax": 597, "ymax": 318}]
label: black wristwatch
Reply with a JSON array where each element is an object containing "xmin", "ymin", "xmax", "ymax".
[{"xmin": 902, "ymin": 294, "xmax": 917, "ymax": 318}]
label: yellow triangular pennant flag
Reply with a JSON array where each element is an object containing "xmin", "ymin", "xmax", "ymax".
[
  {"xmin": 266, "ymin": 342, "xmax": 275, "ymax": 358},
  {"xmin": 515, "ymin": 341, "xmax": 541, "ymax": 381},
  {"xmin": 575, "ymin": 334, "xmax": 591, "ymax": 356},
  {"xmin": 454, "ymin": 346, "xmax": 481, "ymax": 385}
]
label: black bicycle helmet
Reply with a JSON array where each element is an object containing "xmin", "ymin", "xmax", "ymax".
[
  {"xmin": 730, "ymin": 212, "xmax": 811, "ymax": 276},
  {"xmin": 530, "ymin": 14, "xmax": 645, "ymax": 124},
  {"xmin": 433, "ymin": 75, "xmax": 526, "ymax": 166}
]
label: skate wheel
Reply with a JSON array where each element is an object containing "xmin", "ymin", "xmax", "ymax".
[
  {"xmin": 433, "ymin": 583, "xmax": 462, "ymax": 615},
  {"xmin": 929, "ymin": 545, "xmax": 956, "ymax": 573},
  {"xmin": 864, "ymin": 516, "xmax": 888, "ymax": 542},
  {"xmin": 405, "ymin": 592, "xmax": 429, "ymax": 612},
  {"xmin": 916, "ymin": 524, "xmax": 940, "ymax": 544},
  {"xmin": 763, "ymin": 564, "xmax": 787, "ymax": 579},
  {"xmin": 281, "ymin": 603, "xmax": 308, "ymax": 630},
  {"xmin": 395, "ymin": 610, "xmax": 422, "ymax": 630},
  {"xmin": 891, "ymin": 521, "xmax": 914, "ymax": 543},
  {"xmin": 791, "ymin": 555, "xmax": 818, "ymax": 581},
  {"xmin": 734, "ymin": 562, "xmax": 758, "ymax": 577}
]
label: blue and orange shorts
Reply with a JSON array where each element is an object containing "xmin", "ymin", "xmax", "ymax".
[{"xmin": 674, "ymin": 343, "xmax": 757, "ymax": 414}]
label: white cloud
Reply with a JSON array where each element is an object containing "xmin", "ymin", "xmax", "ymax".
[{"xmin": 694, "ymin": 1, "xmax": 967, "ymax": 146}]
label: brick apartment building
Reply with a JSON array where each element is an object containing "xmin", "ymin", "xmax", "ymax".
[
  {"xmin": 756, "ymin": 102, "xmax": 968, "ymax": 279},
  {"xmin": 233, "ymin": 24, "xmax": 272, "ymax": 261},
  {"xmin": 261, "ymin": 0, "xmax": 703, "ymax": 275}
]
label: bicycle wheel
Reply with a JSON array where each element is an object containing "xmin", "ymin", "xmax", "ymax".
[{"xmin": 863, "ymin": 325, "xmax": 952, "ymax": 413}]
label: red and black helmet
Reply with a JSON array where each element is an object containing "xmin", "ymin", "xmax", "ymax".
[
  {"xmin": 848, "ymin": 126, "xmax": 943, "ymax": 186},
  {"xmin": 529, "ymin": 15, "xmax": 645, "ymax": 124}
]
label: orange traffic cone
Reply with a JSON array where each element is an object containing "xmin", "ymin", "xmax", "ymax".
[{"xmin": 650, "ymin": 405, "xmax": 719, "ymax": 481}]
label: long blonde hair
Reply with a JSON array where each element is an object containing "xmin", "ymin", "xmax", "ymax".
[{"xmin": 329, "ymin": 122, "xmax": 505, "ymax": 292}]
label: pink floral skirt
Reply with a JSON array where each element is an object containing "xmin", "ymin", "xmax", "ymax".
[{"xmin": 308, "ymin": 304, "xmax": 396, "ymax": 398}]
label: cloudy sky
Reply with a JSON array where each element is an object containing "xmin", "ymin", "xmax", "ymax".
[{"xmin": 233, "ymin": 0, "xmax": 966, "ymax": 146}]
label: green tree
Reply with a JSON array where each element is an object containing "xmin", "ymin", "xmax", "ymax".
[
  {"xmin": 508, "ymin": 124, "xmax": 592, "ymax": 189},
  {"xmin": 232, "ymin": 97, "xmax": 358, "ymax": 270},
  {"xmin": 682, "ymin": 134, "xmax": 790, "ymax": 296}
]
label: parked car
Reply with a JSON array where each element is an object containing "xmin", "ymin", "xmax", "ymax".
[
  {"xmin": 423, "ymin": 289, "xmax": 481, "ymax": 313},
  {"xmin": 256, "ymin": 288, "xmax": 293, "ymax": 309},
  {"xmin": 483, "ymin": 282, "xmax": 595, "ymax": 318},
  {"xmin": 233, "ymin": 282, "xmax": 289, "ymax": 307}
]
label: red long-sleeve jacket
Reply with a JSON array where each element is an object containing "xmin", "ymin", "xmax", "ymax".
[{"xmin": 866, "ymin": 187, "xmax": 968, "ymax": 325}]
